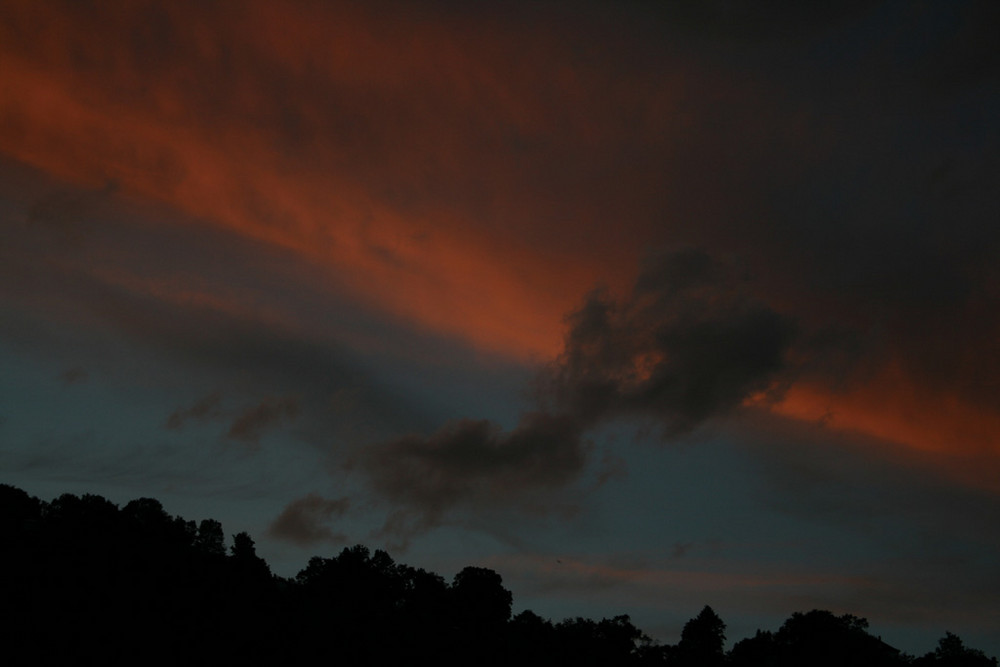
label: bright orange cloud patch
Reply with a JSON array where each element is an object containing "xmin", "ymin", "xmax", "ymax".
[
  {"xmin": 773, "ymin": 369, "xmax": 1000, "ymax": 457},
  {"xmin": 759, "ymin": 361, "xmax": 1000, "ymax": 491}
]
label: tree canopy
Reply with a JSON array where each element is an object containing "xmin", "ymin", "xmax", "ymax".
[{"xmin": 0, "ymin": 483, "xmax": 994, "ymax": 667}]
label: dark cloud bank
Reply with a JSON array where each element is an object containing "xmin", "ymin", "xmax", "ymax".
[
  {"xmin": 354, "ymin": 248, "xmax": 803, "ymax": 540},
  {"xmin": 267, "ymin": 492, "xmax": 351, "ymax": 547}
]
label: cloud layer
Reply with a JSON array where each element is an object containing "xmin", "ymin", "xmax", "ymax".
[
  {"xmin": 358, "ymin": 248, "xmax": 801, "ymax": 536},
  {"xmin": 3, "ymin": 0, "xmax": 997, "ymax": 507}
]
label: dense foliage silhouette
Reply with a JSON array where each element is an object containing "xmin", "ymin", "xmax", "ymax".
[{"xmin": 0, "ymin": 484, "xmax": 995, "ymax": 666}]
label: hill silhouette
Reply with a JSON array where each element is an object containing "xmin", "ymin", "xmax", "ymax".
[{"xmin": 0, "ymin": 483, "xmax": 995, "ymax": 666}]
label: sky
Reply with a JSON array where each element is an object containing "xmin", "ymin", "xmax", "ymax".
[{"xmin": 1, "ymin": 0, "xmax": 998, "ymax": 655}]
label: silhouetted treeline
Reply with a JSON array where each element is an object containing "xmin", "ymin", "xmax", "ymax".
[{"xmin": 1, "ymin": 484, "xmax": 995, "ymax": 666}]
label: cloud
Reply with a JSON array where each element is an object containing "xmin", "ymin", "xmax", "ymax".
[
  {"xmin": 3, "ymin": 0, "xmax": 998, "ymax": 578},
  {"xmin": 0, "ymin": 162, "xmax": 457, "ymax": 469},
  {"xmin": 357, "ymin": 411, "xmax": 588, "ymax": 541},
  {"xmin": 267, "ymin": 492, "xmax": 351, "ymax": 547},
  {"xmin": 227, "ymin": 396, "xmax": 299, "ymax": 445},
  {"xmin": 1, "ymin": 0, "xmax": 997, "ymax": 373},
  {"xmin": 0, "ymin": 0, "xmax": 622, "ymax": 360},
  {"xmin": 165, "ymin": 392, "xmax": 222, "ymax": 429},
  {"xmin": 358, "ymin": 248, "xmax": 799, "ymax": 539},
  {"xmin": 537, "ymin": 248, "xmax": 798, "ymax": 435},
  {"xmin": 26, "ymin": 181, "xmax": 118, "ymax": 243},
  {"xmin": 168, "ymin": 392, "xmax": 306, "ymax": 446}
]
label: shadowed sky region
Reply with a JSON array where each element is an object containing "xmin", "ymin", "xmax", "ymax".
[{"xmin": 1, "ymin": 0, "xmax": 998, "ymax": 655}]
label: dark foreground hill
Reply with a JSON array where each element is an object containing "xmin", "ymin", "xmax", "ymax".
[{"xmin": 0, "ymin": 483, "xmax": 995, "ymax": 666}]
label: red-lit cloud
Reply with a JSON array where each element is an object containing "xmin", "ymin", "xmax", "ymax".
[
  {"xmin": 1, "ymin": 0, "xmax": 998, "ymax": 488},
  {"xmin": 0, "ymin": 0, "xmax": 636, "ymax": 359}
]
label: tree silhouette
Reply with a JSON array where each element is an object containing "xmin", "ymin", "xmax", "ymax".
[
  {"xmin": 1, "ymin": 483, "xmax": 997, "ymax": 667},
  {"xmin": 767, "ymin": 610, "xmax": 905, "ymax": 667},
  {"xmin": 451, "ymin": 565, "xmax": 513, "ymax": 629},
  {"xmin": 448, "ymin": 566, "xmax": 514, "ymax": 665},
  {"xmin": 230, "ymin": 531, "xmax": 272, "ymax": 579},
  {"xmin": 509, "ymin": 610, "xmax": 559, "ymax": 663},
  {"xmin": 196, "ymin": 518, "xmax": 226, "ymax": 556},
  {"xmin": 729, "ymin": 629, "xmax": 778, "ymax": 667},
  {"xmin": 914, "ymin": 633, "xmax": 999, "ymax": 667},
  {"xmin": 554, "ymin": 614, "xmax": 652, "ymax": 666},
  {"xmin": 674, "ymin": 605, "xmax": 726, "ymax": 667}
]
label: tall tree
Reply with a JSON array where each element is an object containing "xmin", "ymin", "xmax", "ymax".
[
  {"xmin": 196, "ymin": 518, "xmax": 226, "ymax": 556},
  {"xmin": 451, "ymin": 566, "xmax": 513, "ymax": 629},
  {"xmin": 675, "ymin": 605, "xmax": 726, "ymax": 667}
]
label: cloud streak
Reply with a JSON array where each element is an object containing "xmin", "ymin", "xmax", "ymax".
[
  {"xmin": 0, "ymin": 0, "xmax": 627, "ymax": 359},
  {"xmin": 227, "ymin": 396, "xmax": 299, "ymax": 446},
  {"xmin": 268, "ymin": 493, "xmax": 351, "ymax": 547},
  {"xmin": 165, "ymin": 392, "xmax": 222, "ymax": 429}
]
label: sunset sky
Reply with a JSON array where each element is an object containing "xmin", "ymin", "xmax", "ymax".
[{"xmin": 2, "ymin": 0, "xmax": 998, "ymax": 654}]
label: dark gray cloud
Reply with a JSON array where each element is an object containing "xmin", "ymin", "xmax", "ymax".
[
  {"xmin": 267, "ymin": 493, "xmax": 351, "ymax": 546},
  {"xmin": 227, "ymin": 396, "xmax": 299, "ymax": 445},
  {"xmin": 165, "ymin": 392, "xmax": 223, "ymax": 429},
  {"xmin": 357, "ymin": 411, "xmax": 588, "ymax": 541},
  {"xmin": 538, "ymin": 248, "xmax": 798, "ymax": 435}
]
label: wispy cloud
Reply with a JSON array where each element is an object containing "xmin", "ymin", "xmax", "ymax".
[
  {"xmin": 227, "ymin": 396, "xmax": 299, "ymax": 446},
  {"xmin": 268, "ymin": 493, "xmax": 351, "ymax": 547},
  {"xmin": 357, "ymin": 412, "xmax": 588, "ymax": 543},
  {"xmin": 165, "ymin": 392, "xmax": 222, "ymax": 429}
]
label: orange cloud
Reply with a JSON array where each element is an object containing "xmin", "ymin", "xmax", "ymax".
[
  {"xmin": 0, "ymin": 1, "xmax": 630, "ymax": 361},
  {"xmin": 759, "ymin": 361, "xmax": 1000, "ymax": 491},
  {"xmin": 777, "ymin": 367, "xmax": 999, "ymax": 455}
]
